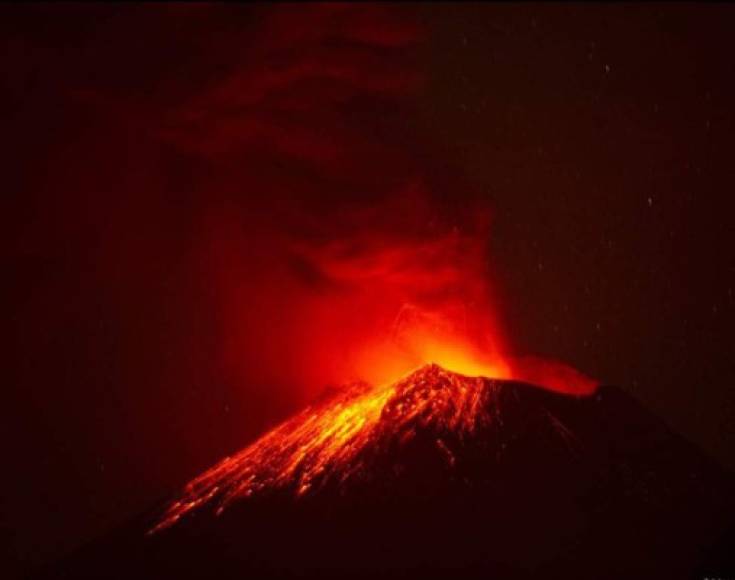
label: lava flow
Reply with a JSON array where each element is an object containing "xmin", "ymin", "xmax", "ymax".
[{"xmin": 151, "ymin": 363, "xmax": 592, "ymax": 534}]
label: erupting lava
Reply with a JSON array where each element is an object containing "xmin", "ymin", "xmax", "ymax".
[
  {"xmin": 148, "ymin": 3, "xmax": 599, "ymax": 538},
  {"xmin": 151, "ymin": 363, "xmax": 591, "ymax": 534}
]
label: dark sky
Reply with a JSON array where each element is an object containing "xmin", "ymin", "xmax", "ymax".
[{"xmin": 4, "ymin": 4, "xmax": 735, "ymax": 577}]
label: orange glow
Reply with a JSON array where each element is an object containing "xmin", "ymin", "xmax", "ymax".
[
  {"xmin": 211, "ymin": 195, "xmax": 516, "ymax": 400},
  {"xmin": 206, "ymin": 190, "xmax": 595, "ymax": 412},
  {"xmin": 151, "ymin": 364, "xmax": 512, "ymax": 533},
  {"xmin": 352, "ymin": 325, "xmax": 510, "ymax": 386}
]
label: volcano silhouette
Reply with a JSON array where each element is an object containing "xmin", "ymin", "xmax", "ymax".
[{"xmin": 39, "ymin": 365, "xmax": 735, "ymax": 579}]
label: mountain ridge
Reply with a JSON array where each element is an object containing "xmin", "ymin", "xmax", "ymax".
[{"xmin": 35, "ymin": 366, "xmax": 735, "ymax": 579}]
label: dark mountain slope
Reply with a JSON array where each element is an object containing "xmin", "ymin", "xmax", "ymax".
[{"xmin": 37, "ymin": 365, "xmax": 735, "ymax": 579}]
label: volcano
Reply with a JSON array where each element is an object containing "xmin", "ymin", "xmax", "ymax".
[{"xmin": 39, "ymin": 365, "xmax": 735, "ymax": 579}]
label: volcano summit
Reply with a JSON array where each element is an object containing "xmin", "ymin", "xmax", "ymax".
[
  {"xmin": 151, "ymin": 363, "xmax": 533, "ymax": 532},
  {"xmin": 40, "ymin": 365, "xmax": 735, "ymax": 579}
]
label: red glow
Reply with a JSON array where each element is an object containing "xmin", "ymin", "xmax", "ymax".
[
  {"xmin": 203, "ymin": 197, "xmax": 516, "ymax": 405},
  {"xmin": 203, "ymin": 193, "xmax": 595, "ymax": 405},
  {"xmin": 168, "ymin": 5, "xmax": 595, "ymax": 405},
  {"xmin": 286, "ymin": 208, "xmax": 511, "ymax": 387}
]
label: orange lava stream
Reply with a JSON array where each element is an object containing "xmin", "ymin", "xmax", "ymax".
[{"xmin": 150, "ymin": 364, "xmax": 500, "ymax": 534}]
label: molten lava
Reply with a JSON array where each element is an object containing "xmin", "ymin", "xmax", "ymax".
[{"xmin": 151, "ymin": 363, "xmax": 592, "ymax": 534}]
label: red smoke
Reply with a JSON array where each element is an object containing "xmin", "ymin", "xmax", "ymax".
[
  {"xmin": 163, "ymin": 4, "xmax": 596, "ymax": 408},
  {"xmin": 203, "ymin": 189, "xmax": 510, "ymax": 398}
]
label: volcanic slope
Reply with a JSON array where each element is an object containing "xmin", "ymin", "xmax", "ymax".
[{"xmin": 40, "ymin": 364, "xmax": 735, "ymax": 579}]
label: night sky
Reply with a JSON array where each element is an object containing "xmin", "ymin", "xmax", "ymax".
[{"xmin": 5, "ymin": 4, "xmax": 735, "ymax": 577}]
